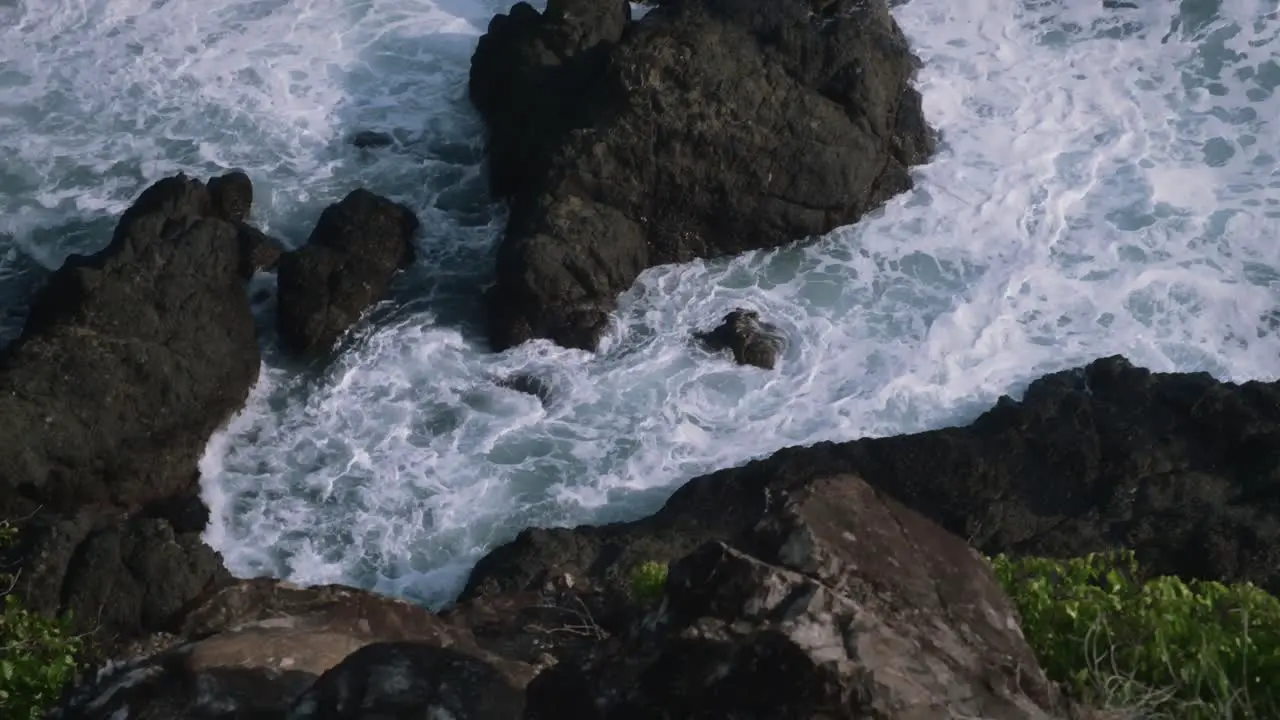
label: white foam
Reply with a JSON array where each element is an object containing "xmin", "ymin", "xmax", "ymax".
[{"xmin": 5, "ymin": 0, "xmax": 1280, "ymax": 607}]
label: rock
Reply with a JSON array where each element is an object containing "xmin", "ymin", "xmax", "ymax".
[
  {"xmin": 54, "ymin": 579, "xmax": 538, "ymax": 720},
  {"xmin": 286, "ymin": 642, "xmax": 527, "ymax": 720},
  {"xmin": 695, "ymin": 308, "xmax": 784, "ymax": 369},
  {"xmin": 0, "ymin": 172, "xmax": 261, "ymax": 662},
  {"xmin": 525, "ymin": 475, "xmax": 1062, "ymax": 718},
  {"xmin": 495, "ymin": 372, "xmax": 555, "ymax": 404},
  {"xmin": 234, "ymin": 222, "xmax": 285, "ymax": 277},
  {"xmin": 0, "ymin": 172, "xmax": 260, "ymax": 520},
  {"xmin": 462, "ymin": 356, "xmax": 1280, "ymax": 603},
  {"xmin": 275, "ymin": 189, "xmax": 420, "ymax": 354},
  {"xmin": 471, "ymin": 0, "xmax": 935, "ymax": 351},
  {"xmin": 349, "ymin": 130, "xmax": 395, "ymax": 149},
  {"xmin": 208, "ymin": 170, "xmax": 253, "ymax": 224}
]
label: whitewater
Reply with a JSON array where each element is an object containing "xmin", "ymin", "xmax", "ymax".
[{"xmin": 1, "ymin": 0, "xmax": 1277, "ymax": 607}]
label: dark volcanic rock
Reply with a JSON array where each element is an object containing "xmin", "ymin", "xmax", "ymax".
[
  {"xmin": 526, "ymin": 474, "xmax": 1063, "ymax": 719},
  {"xmin": 275, "ymin": 189, "xmax": 420, "ymax": 354},
  {"xmin": 495, "ymin": 372, "xmax": 555, "ymax": 404},
  {"xmin": 695, "ymin": 308, "xmax": 784, "ymax": 369},
  {"xmin": 54, "ymin": 579, "xmax": 536, "ymax": 720},
  {"xmin": 234, "ymin": 221, "xmax": 286, "ymax": 277},
  {"xmin": 0, "ymin": 173, "xmax": 260, "ymax": 519},
  {"xmin": 0, "ymin": 172, "xmax": 262, "ymax": 662},
  {"xmin": 471, "ymin": 0, "xmax": 935, "ymax": 351},
  {"xmin": 208, "ymin": 170, "xmax": 253, "ymax": 224},
  {"xmin": 463, "ymin": 355, "xmax": 1280, "ymax": 603},
  {"xmin": 349, "ymin": 130, "xmax": 396, "ymax": 149}
]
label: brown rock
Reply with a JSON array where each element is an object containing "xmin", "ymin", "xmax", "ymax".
[{"xmin": 524, "ymin": 474, "xmax": 1062, "ymax": 718}]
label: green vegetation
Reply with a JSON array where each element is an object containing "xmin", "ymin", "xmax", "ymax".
[
  {"xmin": 629, "ymin": 560, "xmax": 669, "ymax": 607},
  {"xmin": 0, "ymin": 520, "xmax": 82, "ymax": 719},
  {"xmin": 991, "ymin": 550, "xmax": 1280, "ymax": 719}
]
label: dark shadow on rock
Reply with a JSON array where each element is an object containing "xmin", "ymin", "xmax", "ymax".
[{"xmin": 285, "ymin": 642, "xmax": 527, "ymax": 720}]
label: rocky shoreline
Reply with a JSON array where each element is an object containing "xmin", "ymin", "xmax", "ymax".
[{"xmin": 1, "ymin": 0, "xmax": 1277, "ymax": 717}]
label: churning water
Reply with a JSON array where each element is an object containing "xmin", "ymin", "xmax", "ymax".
[{"xmin": 1, "ymin": 0, "xmax": 1277, "ymax": 606}]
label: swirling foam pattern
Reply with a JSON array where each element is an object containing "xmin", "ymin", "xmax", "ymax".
[{"xmin": 1, "ymin": 0, "xmax": 1277, "ymax": 606}]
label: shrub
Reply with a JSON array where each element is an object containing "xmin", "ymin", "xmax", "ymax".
[
  {"xmin": 0, "ymin": 520, "xmax": 82, "ymax": 719},
  {"xmin": 990, "ymin": 550, "xmax": 1280, "ymax": 719},
  {"xmin": 629, "ymin": 560, "xmax": 669, "ymax": 607}
]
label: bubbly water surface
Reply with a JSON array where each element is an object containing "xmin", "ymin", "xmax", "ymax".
[{"xmin": 1, "ymin": 0, "xmax": 1277, "ymax": 606}]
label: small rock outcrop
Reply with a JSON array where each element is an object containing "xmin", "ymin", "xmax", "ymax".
[
  {"xmin": 471, "ymin": 0, "xmax": 935, "ymax": 351},
  {"xmin": 527, "ymin": 475, "xmax": 1061, "ymax": 718},
  {"xmin": 695, "ymin": 308, "xmax": 784, "ymax": 369},
  {"xmin": 275, "ymin": 189, "xmax": 420, "ymax": 354},
  {"xmin": 495, "ymin": 372, "xmax": 555, "ymax": 405}
]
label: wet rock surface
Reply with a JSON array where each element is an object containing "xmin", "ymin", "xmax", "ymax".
[
  {"xmin": 471, "ymin": 0, "xmax": 935, "ymax": 351},
  {"xmin": 695, "ymin": 308, "xmax": 785, "ymax": 369},
  {"xmin": 275, "ymin": 188, "xmax": 420, "ymax": 354}
]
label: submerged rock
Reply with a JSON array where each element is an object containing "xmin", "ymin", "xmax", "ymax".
[
  {"xmin": 349, "ymin": 130, "xmax": 396, "ymax": 149},
  {"xmin": 275, "ymin": 189, "xmax": 420, "ymax": 354},
  {"xmin": 695, "ymin": 308, "xmax": 784, "ymax": 369},
  {"xmin": 472, "ymin": 0, "xmax": 935, "ymax": 351},
  {"xmin": 495, "ymin": 372, "xmax": 555, "ymax": 404}
]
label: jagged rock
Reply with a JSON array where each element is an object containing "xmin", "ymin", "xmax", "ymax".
[
  {"xmin": 0, "ymin": 173, "xmax": 260, "ymax": 520},
  {"xmin": 695, "ymin": 308, "xmax": 784, "ymax": 369},
  {"xmin": 208, "ymin": 170, "xmax": 253, "ymax": 224},
  {"xmin": 471, "ymin": 0, "xmax": 935, "ymax": 351},
  {"xmin": 53, "ymin": 579, "xmax": 537, "ymax": 720},
  {"xmin": 0, "ymin": 172, "xmax": 263, "ymax": 665},
  {"xmin": 275, "ymin": 189, "xmax": 420, "ymax": 354},
  {"xmin": 462, "ymin": 355, "xmax": 1280, "ymax": 603},
  {"xmin": 234, "ymin": 222, "xmax": 285, "ymax": 277},
  {"xmin": 525, "ymin": 475, "xmax": 1063, "ymax": 718}
]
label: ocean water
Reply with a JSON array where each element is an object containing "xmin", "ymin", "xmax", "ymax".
[{"xmin": 1, "ymin": 0, "xmax": 1277, "ymax": 606}]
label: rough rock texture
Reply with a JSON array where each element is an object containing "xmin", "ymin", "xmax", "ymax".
[
  {"xmin": 0, "ymin": 173, "xmax": 260, "ymax": 519},
  {"xmin": 275, "ymin": 189, "xmax": 420, "ymax": 354},
  {"xmin": 53, "ymin": 579, "xmax": 537, "ymax": 720},
  {"xmin": 696, "ymin": 308, "xmax": 785, "ymax": 369},
  {"xmin": 526, "ymin": 475, "xmax": 1061, "ymax": 719},
  {"xmin": 471, "ymin": 0, "xmax": 935, "ymax": 351},
  {"xmin": 463, "ymin": 355, "xmax": 1280, "ymax": 603},
  {"xmin": 0, "ymin": 172, "xmax": 264, "ymax": 664}
]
